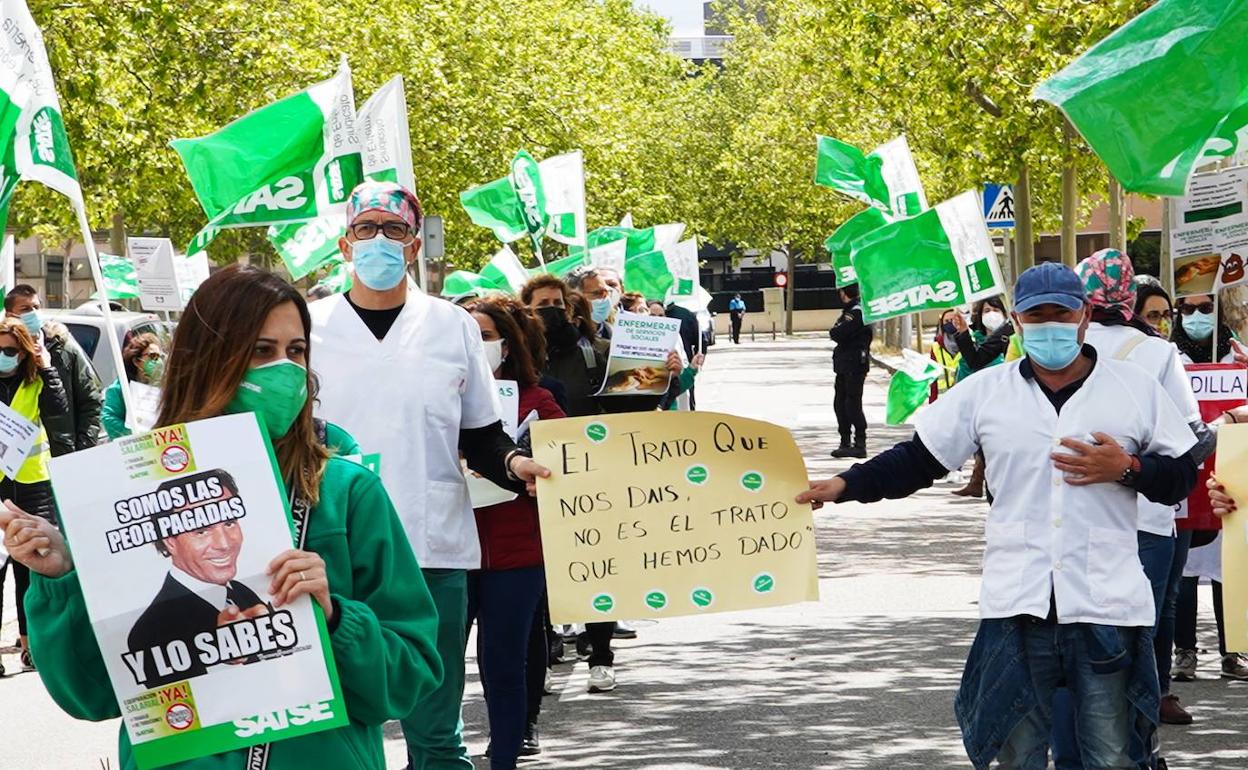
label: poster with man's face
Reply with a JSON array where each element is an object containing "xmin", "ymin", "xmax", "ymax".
[{"xmin": 49, "ymin": 414, "xmax": 347, "ymax": 769}]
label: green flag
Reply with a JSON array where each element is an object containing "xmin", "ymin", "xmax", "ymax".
[
  {"xmin": 460, "ymin": 150, "xmax": 587, "ymax": 251},
  {"xmin": 886, "ymin": 350, "xmax": 940, "ymax": 426},
  {"xmin": 824, "ymin": 208, "xmax": 888, "ymax": 287},
  {"xmin": 0, "ymin": 0, "xmax": 84, "ymax": 222},
  {"xmin": 310, "ymin": 256, "xmax": 352, "ymax": 296},
  {"xmin": 851, "ymin": 191, "xmax": 1005, "ymax": 323},
  {"xmin": 172, "ymin": 59, "xmax": 362, "ymax": 254},
  {"xmin": 441, "ymin": 247, "xmax": 531, "ymax": 299},
  {"xmin": 814, "ymin": 135, "xmax": 927, "ymax": 217},
  {"xmin": 268, "ymin": 76, "xmax": 413, "ymax": 279},
  {"xmin": 531, "ymin": 252, "xmax": 587, "ymax": 280},
  {"xmin": 92, "ymin": 253, "xmax": 140, "ymax": 300},
  {"xmin": 1034, "ymin": 0, "xmax": 1248, "ymax": 195}
]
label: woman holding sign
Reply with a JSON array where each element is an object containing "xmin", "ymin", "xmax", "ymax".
[
  {"xmin": 0, "ymin": 317, "xmax": 70, "ymax": 675},
  {"xmin": 464, "ymin": 295, "xmax": 565, "ymax": 768},
  {"xmin": 2, "ymin": 266, "xmax": 443, "ymax": 769}
]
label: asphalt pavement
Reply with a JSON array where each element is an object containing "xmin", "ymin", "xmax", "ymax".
[{"xmin": 3, "ymin": 335, "xmax": 1246, "ymax": 769}]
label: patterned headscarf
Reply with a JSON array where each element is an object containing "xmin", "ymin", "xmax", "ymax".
[
  {"xmin": 1076, "ymin": 248, "xmax": 1136, "ymax": 320},
  {"xmin": 346, "ymin": 181, "xmax": 423, "ymax": 231}
]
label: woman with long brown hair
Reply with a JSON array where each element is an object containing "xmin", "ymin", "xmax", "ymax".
[
  {"xmin": 0, "ymin": 317, "xmax": 69, "ymax": 675},
  {"xmin": 101, "ymin": 331, "xmax": 164, "ymax": 439},
  {"xmin": 2, "ymin": 265, "xmax": 442, "ymax": 769},
  {"xmin": 462, "ymin": 295, "xmax": 564, "ymax": 769}
]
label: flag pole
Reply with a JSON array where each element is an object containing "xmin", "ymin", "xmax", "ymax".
[{"xmin": 73, "ymin": 202, "xmax": 137, "ymax": 429}]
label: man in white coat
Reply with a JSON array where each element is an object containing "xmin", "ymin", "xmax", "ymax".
[{"xmin": 310, "ymin": 181, "xmax": 548, "ymax": 769}]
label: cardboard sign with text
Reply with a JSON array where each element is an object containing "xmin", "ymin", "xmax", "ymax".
[
  {"xmin": 1182, "ymin": 364, "xmax": 1247, "ymax": 531},
  {"xmin": 533, "ymin": 411, "xmax": 818, "ymax": 624},
  {"xmin": 1215, "ymin": 424, "xmax": 1248, "ymax": 653}
]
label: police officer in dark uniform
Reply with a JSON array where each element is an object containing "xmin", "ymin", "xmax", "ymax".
[{"xmin": 829, "ymin": 284, "xmax": 873, "ymax": 458}]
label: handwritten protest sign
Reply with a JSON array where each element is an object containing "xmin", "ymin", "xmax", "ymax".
[
  {"xmin": 48, "ymin": 414, "xmax": 346, "ymax": 769},
  {"xmin": 1216, "ymin": 424, "xmax": 1248, "ymax": 653},
  {"xmin": 533, "ymin": 411, "xmax": 818, "ymax": 623},
  {"xmin": 1183, "ymin": 364, "xmax": 1247, "ymax": 531},
  {"xmin": 595, "ymin": 311, "xmax": 681, "ymax": 396}
]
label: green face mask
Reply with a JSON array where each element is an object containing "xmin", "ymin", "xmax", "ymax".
[
  {"xmin": 225, "ymin": 360, "xmax": 309, "ymax": 440},
  {"xmin": 140, "ymin": 356, "xmax": 164, "ymax": 384}
]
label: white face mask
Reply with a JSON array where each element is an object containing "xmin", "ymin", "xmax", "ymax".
[
  {"xmin": 483, "ymin": 339, "xmax": 505, "ymax": 373},
  {"xmin": 982, "ymin": 311, "xmax": 1006, "ymax": 331}
]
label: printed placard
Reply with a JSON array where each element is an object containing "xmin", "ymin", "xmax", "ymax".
[
  {"xmin": 533, "ymin": 411, "xmax": 819, "ymax": 623},
  {"xmin": 466, "ymin": 380, "xmax": 520, "ymax": 509},
  {"xmin": 0, "ymin": 398, "xmax": 40, "ymax": 478},
  {"xmin": 1183, "ymin": 363, "xmax": 1248, "ymax": 531},
  {"xmin": 1169, "ymin": 167, "xmax": 1248, "ymax": 297},
  {"xmin": 48, "ymin": 414, "xmax": 346, "ymax": 769},
  {"xmin": 595, "ymin": 312, "xmax": 681, "ymax": 396}
]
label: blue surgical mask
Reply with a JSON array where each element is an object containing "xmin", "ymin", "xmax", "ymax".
[
  {"xmin": 1021, "ymin": 322, "xmax": 1082, "ymax": 371},
  {"xmin": 20, "ymin": 310, "xmax": 41, "ymax": 338},
  {"xmin": 1182, "ymin": 309, "xmax": 1215, "ymax": 341},
  {"xmin": 591, "ymin": 297, "xmax": 613, "ymax": 324},
  {"xmin": 351, "ymin": 236, "xmax": 408, "ymax": 291},
  {"xmin": 0, "ymin": 352, "xmax": 19, "ymax": 375}
]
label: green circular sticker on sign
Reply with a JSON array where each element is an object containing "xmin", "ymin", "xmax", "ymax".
[
  {"xmin": 592, "ymin": 593, "xmax": 615, "ymax": 613},
  {"xmin": 586, "ymin": 423, "xmax": 609, "ymax": 443},
  {"xmin": 691, "ymin": 587, "xmax": 714, "ymax": 608},
  {"xmin": 644, "ymin": 590, "xmax": 668, "ymax": 610},
  {"xmin": 741, "ymin": 471, "xmax": 764, "ymax": 492},
  {"xmin": 752, "ymin": 573, "xmax": 775, "ymax": 594},
  {"xmin": 686, "ymin": 464, "xmax": 709, "ymax": 485}
]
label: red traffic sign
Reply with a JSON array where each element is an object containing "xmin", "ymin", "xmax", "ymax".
[{"xmin": 774, "ymin": 272, "xmax": 788, "ymax": 288}]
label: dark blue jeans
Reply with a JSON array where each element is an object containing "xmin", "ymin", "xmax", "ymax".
[
  {"xmin": 1157, "ymin": 530, "xmax": 1192, "ymax": 694},
  {"xmin": 467, "ymin": 567, "xmax": 545, "ymax": 770},
  {"xmin": 1052, "ymin": 532, "xmax": 1173, "ymax": 769}
]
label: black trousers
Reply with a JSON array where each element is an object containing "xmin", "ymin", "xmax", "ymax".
[
  {"xmin": 582, "ymin": 622, "xmax": 615, "ymax": 667},
  {"xmin": 833, "ymin": 369, "xmax": 868, "ymax": 443},
  {"xmin": 0, "ymin": 558, "xmax": 30, "ymax": 635},
  {"xmin": 730, "ymin": 312, "xmax": 743, "ymax": 343}
]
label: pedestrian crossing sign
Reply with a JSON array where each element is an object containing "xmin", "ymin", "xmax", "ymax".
[{"xmin": 982, "ymin": 184, "xmax": 1015, "ymax": 230}]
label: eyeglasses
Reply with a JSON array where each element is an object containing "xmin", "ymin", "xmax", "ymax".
[
  {"xmin": 1142, "ymin": 309, "xmax": 1173, "ymax": 323},
  {"xmin": 0, "ymin": 346, "xmax": 20, "ymax": 357},
  {"xmin": 1179, "ymin": 302, "xmax": 1215, "ymax": 316},
  {"xmin": 349, "ymin": 221, "xmax": 411, "ymax": 241},
  {"xmin": 142, "ymin": 351, "xmax": 163, "ymax": 361}
]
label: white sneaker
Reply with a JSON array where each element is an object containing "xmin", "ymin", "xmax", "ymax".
[
  {"xmin": 587, "ymin": 665, "xmax": 616, "ymax": 693},
  {"xmin": 543, "ymin": 668, "xmax": 554, "ymax": 695}
]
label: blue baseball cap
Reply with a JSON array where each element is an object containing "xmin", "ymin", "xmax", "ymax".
[{"xmin": 1013, "ymin": 262, "xmax": 1087, "ymax": 313}]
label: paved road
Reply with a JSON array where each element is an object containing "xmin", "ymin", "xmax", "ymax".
[{"xmin": 3, "ymin": 336, "xmax": 1245, "ymax": 769}]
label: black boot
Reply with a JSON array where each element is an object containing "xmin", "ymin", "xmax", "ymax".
[
  {"xmin": 521, "ymin": 721, "xmax": 541, "ymax": 756},
  {"xmin": 848, "ymin": 435, "xmax": 867, "ymax": 459}
]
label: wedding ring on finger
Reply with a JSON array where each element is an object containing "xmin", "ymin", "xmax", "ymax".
[{"xmin": 299, "ymin": 570, "xmax": 308, "ymax": 583}]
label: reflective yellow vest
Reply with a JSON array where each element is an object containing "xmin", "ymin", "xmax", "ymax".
[{"xmin": 3, "ymin": 376, "xmax": 50, "ymax": 484}]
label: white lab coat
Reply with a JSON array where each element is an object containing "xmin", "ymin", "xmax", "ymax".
[
  {"xmin": 309, "ymin": 287, "xmax": 501, "ymax": 569},
  {"xmin": 1084, "ymin": 323, "xmax": 1200, "ymax": 536},
  {"xmin": 915, "ymin": 354, "xmax": 1196, "ymax": 627}
]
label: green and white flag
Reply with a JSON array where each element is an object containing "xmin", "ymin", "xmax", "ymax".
[
  {"xmin": 585, "ymin": 222, "xmax": 685, "ymax": 260},
  {"xmin": 588, "ymin": 237, "xmax": 627, "ymax": 275},
  {"xmin": 531, "ymin": 252, "xmax": 587, "ymax": 280},
  {"xmin": 662, "ymin": 239, "xmax": 699, "ymax": 297},
  {"xmin": 95, "ymin": 253, "xmax": 140, "ymax": 300},
  {"xmin": 824, "ymin": 207, "xmax": 888, "ymax": 287},
  {"xmin": 172, "ymin": 59, "xmax": 361, "ymax": 255},
  {"xmin": 267, "ymin": 76, "xmax": 413, "ymax": 279},
  {"xmin": 0, "ymin": 235, "xmax": 13, "ymax": 294},
  {"xmin": 886, "ymin": 349, "xmax": 940, "ymax": 426},
  {"xmin": 851, "ymin": 190, "xmax": 1005, "ymax": 323},
  {"xmin": 1034, "ymin": 0, "xmax": 1248, "ymax": 196},
  {"xmin": 0, "ymin": 0, "xmax": 85, "ymax": 224},
  {"xmin": 441, "ymin": 246, "xmax": 530, "ymax": 299},
  {"xmin": 311, "ymin": 257, "xmax": 352, "ymax": 296},
  {"xmin": 460, "ymin": 150, "xmax": 587, "ymax": 253},
  {"xmin": 814, "ymin": 135, "xmax": 927, "ymax": 218}
]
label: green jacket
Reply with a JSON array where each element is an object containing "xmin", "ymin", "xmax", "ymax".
[
  {"xmin": 26, "ymin": 457, "xmax": 442, "ymax": 770},
  {"xmin": 101, "ymin": 379, "xmax": 128, "ymax": 440}
]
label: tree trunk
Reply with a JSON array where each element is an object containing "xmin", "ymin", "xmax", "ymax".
[
  {"xmin": 783, "ymin": 248, "xmax": 796, "ymax": 336},
  {"xmin": 1061, "ymin": 121, "xmax": 1079, "ymax": 267},
  {"xmin": 1108, "ymin": 173, "xmax": 1126, "ymax": 251},
  {"xmin": 1015, "ymin": 164, "xmax": 1035, "ymax": 268},
  {"xmin": 110, "ymin": 210, "xmax": 125, "ymax": 256}
]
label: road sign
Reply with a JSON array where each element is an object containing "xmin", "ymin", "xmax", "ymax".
[
  {"xmin": 983, "ymin": 184, "xmax": 1016, "ymax": 230},
  {"xmin": 774, "ymin": 272, "xmax": 788, "ymax": 288}
]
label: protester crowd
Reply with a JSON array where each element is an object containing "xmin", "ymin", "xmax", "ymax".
[
  {"xmin": 0, "ymin": 181, "xmax": 712, "ymax": 770},
  {"xmin": 2, "ymin": 178, "xmax": 1246, "ymax": 770},
  {"xmin": 812, "ymin": 248, "xmax": 1248, "ymax": 770}
]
